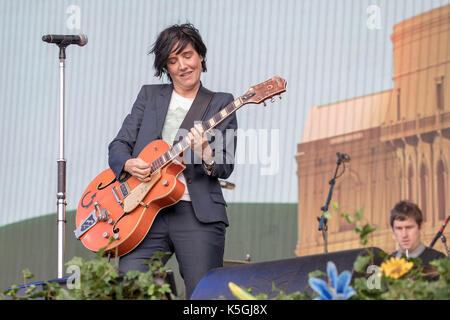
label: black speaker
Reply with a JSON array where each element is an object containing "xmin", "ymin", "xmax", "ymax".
[{"xmin": 191, "ymin": 247, "xmax": 385, "ymax": 300}]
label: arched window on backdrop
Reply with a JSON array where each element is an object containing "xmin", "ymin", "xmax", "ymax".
[
  {"xmin": 408, "ymin": 164, "xmax": 415, "ymax": 202},
  {"xmin": 437, "ymin": 160, "xmax": 447, "ymax": 221},
  {"xmin": 420, "ymin": 163, "xmax": 428, "ymax": 222}
]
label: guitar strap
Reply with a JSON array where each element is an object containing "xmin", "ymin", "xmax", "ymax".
[{"xmin": 172, "ymin": 84, "xmax": 215, "ymax": 145}]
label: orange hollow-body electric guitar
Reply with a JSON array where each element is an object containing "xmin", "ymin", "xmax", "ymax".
[{"xmin": 75, "ymin": 76, "xmax": 287, "ymax": 257}]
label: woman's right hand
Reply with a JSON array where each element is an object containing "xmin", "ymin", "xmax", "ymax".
[{"xmin": 124, "ymin": 158, "xmax": 151, "ymax": 182}]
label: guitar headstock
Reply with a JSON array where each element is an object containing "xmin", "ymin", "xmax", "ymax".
[{"xmin": 241, "ymin": 75, "xmax": 287, "ymax": 105}]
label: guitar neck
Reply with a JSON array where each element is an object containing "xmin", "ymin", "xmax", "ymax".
[
  {"xmin": 148, "ymin": 75, "xmax": 286, "ymax": 174},
  {"xmin": 149, "ymin": 96, "xmax": 247, "ymax": 173}
]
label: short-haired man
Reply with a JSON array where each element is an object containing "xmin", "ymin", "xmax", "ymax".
[{"xmin": 389, "ymin": 201, "xmax": 446, "ymax": 265}]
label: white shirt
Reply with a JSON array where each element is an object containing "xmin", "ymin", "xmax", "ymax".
[{"xmin": 161, "ymin": 90, "xmax": 193, "ymax": 201}]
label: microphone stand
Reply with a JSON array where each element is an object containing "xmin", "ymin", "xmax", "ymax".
[
  {"xmin": 317, "ymin": 155, "xmax": 347, "ymax": 254},
  {"xmin": 44, "ymin": 35, "xmax": 87, "ymax": 278},
  {"xmin": 56, "ymin": 44, "xmax": 68, "ymax": 279},
  {"xmin": 440, "ymin": 235, "xmax": 450, "ymax": 258}
]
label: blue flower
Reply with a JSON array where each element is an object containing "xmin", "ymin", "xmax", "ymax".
[{"xmin": 308, "ymin": 261, "xmax": 356, "ymax": 300}]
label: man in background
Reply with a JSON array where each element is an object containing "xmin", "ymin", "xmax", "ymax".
[{"xmin": 389, "ymin": 200, "xmax": 446, "ymax": 265}]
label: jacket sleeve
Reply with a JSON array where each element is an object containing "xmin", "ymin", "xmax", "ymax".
[{"xmin": 108, "ymin": 86, "xmax": 148, "ymax": 179}]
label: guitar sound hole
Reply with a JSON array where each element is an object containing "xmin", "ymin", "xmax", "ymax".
[{"xmin": 97, "ymin": 177, "xmax": 116, "ymax": 190}]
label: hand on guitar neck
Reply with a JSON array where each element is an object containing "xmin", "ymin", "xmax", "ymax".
[{"xmin": 188, "ymin": 122, "xmax": 215, "ymax": 165}]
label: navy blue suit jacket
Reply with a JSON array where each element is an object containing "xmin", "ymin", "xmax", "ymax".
[{"xmin": 108, "ymin": 84, "xmax": 237, "ymax": 226}]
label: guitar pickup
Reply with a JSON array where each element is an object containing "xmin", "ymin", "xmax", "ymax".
[
  {"xmin": 74, "ymin": 210, "xmax": 98, "ymax": 239},
  {"xmin": 119, "ymin": 183, "xmax": 130, "ymax": 198}
]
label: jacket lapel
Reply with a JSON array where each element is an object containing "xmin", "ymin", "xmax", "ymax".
[{"xmin": 155, "ymin": 84, "xmax": 173, "ymax": 137}]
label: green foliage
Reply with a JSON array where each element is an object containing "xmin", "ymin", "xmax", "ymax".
[
  {"xmin": 249, "ymin": 284, "xmax": 312, "ymax": 300},
  {"xmin": 235, "ymin": 257, "xmax": 450, "ymax": 301},
  {"xmin": 340, "ymin": 204, "xmax": 449, "ymax": 300},
  {"xmin": 353, "ymin": 254, "xmax": 372, "ymax": 274},
  {"xmin": 230, "ymin": 203, "xmax": 449, "ymax": 301},
  {"xmin": 338, "ymin": 205, "xmax": 377, "ymax": 246},
  {"xmin": 323, "ymin": 211, "xmax": 332, "ymax": 220},
  {"xmin": 238, "ymin": 256, "xmax": 449, "ymax": 301},
  {"xmin": 353, "ymin": 247, "xmax": 387, "ymax": 274},
  {"xmin": 253, "ymin": 290, "xmax": 311, "ymax": 300},
  {"xmin": 308, "ymin": 270, "xmax": 326, "ymax": 278},
  {"xmin": 351, "ymin": 257, "xmax": 450, "ymax": 300},
  {"xmin": 1, "ymin": 269, "xmax": 61, "ymax": 300},
  {"xmin": 430, "ymin": 258, "xmax": 450, "ymax": 282},
  {"xmin": 1, "ymin": 247, "xmax": 173, "ymax": 300}
]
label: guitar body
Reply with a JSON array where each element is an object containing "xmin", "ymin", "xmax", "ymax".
[{"xmin": 75, "ymin": 140, "xmax": 186, "ymax": 257}]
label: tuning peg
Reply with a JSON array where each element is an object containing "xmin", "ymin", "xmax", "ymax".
[
  {"xmin": 270, "ymin": 97, "xmax": 275, "ymax": 103},
  {"xmin": 279, "ymin": 95, "xmax": 282, "ymax": 99},
  {"xmin": 263, "ymin": 102, "xmax": 267, "ymax": 107}
]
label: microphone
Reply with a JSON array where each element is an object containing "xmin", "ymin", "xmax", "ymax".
[
  {"xmin": 429, "ymin": 215, "xmax": 450, "ymax": 248},
  {"xmin": 42, "ymin": 34, "xmax": 88, "ymax": 47},
  {"xmin": 219, "ymin": 180, "xmax": 235, "ymax": 190},
  {"xmin": 337, "ymin": 152, "xmax": 351, "ymax": 163}
]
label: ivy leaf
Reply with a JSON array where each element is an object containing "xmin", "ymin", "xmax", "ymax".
[
  {"xmin": 22, "ymin": 268, "xmax": 34, "ymax": 285},
  {"xmin": 378, "ymin": 251, "xmax": 389, "ymax": 261},
  {"xmin": 271, "ymin": 281, "xmax": 277, "ymax": 292},
  {"xmin": 308, "ymin": 270, "xmax": 326, "ymax": 278},
  {"xmin": 353, "ymin": 255, "xmax": 371, "ymax": 273},
  {"xmin": 360, "ymin": 224, "xmax": 377, "ymax": 238},
  {"xmin": 341, "ymin": 213, "xmax": 354, "ymax": 224},
  {"xmin": 354, "ymin": 207, "xmax": 365, "ymax": 221},
  {"xmin": 331, "ymin": 201, "xmax": 339, "ymax": 211},
  {"xmin": 356, "ymin": 224, "xmax": 377, "ymax": 245},
  {"xmin": 65, "ymin": 256, "xmax": 84, "ymax": 267}
]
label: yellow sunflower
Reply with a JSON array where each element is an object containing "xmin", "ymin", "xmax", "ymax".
[{"xmin": 379, "ymin": 257, "xmax": 414, "ymax": 279}]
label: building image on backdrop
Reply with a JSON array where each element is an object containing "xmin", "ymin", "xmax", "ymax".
[{"xmin": 296, "ymin": 4, "xmax": 450, "ymax": 256}]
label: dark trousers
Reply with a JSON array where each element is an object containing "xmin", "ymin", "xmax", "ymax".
[{"xmin": 118, "ymin": 201, "xmax": 226, "ymax": 299}]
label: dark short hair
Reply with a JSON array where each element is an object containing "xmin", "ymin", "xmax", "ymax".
[
  {"xmin": 149, "ymin": 23, "xmax": 207, "ymax": 82},
  {"xmin": 390, "ymin": 200, "xmax": 423, "ymax": 229}
]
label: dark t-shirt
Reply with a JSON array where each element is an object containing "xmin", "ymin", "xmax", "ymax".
[{"xmin": 418, "ymin": 247, "xmax": 447, "ymax": 265}]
